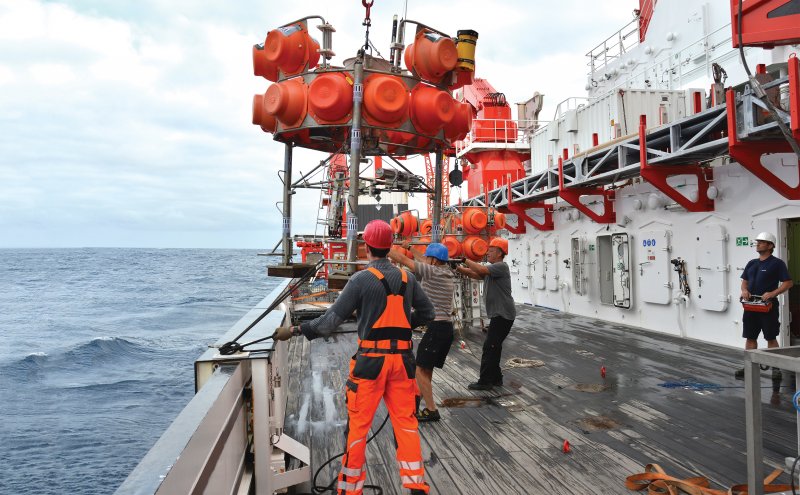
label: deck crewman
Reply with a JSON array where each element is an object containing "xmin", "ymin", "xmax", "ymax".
[
  {"xmin": 389, "ymin": 242, "xmax": 456, "ymax": 423},
  {"xmin": 275, "ymin": 219, "xmax": 435, "ymax": 495},
  {"xmin": 456, "ymin": 237, "xmax": 516, "ymax": 390},
  {"xmin": 736, "ymin": 231, "xmax": 792, "ymax": 381}
]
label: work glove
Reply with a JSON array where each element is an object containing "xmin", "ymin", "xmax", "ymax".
[{"xmin": 274, "ymin": 326, "xmax": 296, "ymax": 341}]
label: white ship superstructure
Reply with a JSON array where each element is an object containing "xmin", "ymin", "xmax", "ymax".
[{"xmin": 462, "ymin": 0, "xmax": 800, "ymax": 349}]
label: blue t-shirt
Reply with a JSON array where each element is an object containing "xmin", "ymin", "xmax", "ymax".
[{"xmin": 741, "ymin": 255, "xmax": 791, "ymax": 296}]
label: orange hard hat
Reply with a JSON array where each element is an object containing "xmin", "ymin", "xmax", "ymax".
[
  {"xmin": 489, "ymin": 237, "xmax": 508, "ymax": 255},
  {"xmin": 363, "ymin": 220, "xmax": 394, "ymax": 249}
]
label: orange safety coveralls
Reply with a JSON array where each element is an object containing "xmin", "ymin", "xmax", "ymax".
[{"xmin": 337, "ymin": 267, "xmax": 429, "ymax": 495}]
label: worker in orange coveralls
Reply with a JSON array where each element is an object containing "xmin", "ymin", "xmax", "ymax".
[{"xmin": 275, "ymin": 219, "xmax": 435, "ymax": 495}]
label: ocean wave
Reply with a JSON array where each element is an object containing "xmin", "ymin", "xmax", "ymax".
[
  {"xmin": 176, "ymin": 296, "xmax": 219, "ymax": 306},
  {"xmin": 2, "ymin": 337, "xmax": 154, "ymax": 379}
]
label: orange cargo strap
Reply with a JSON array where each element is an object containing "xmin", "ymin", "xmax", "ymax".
[
  {"xmin": 367, "ymin": 267, "xmax": 412, "ymax": 330},
  {"xmin": 625, "ymin": 463, "xmax": 790, "ymax": 495}
]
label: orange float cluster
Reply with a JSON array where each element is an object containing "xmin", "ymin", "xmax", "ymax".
[
  {"xmin": 388, "ymin": 208, "xmax": 507, "ymax": 261},
  {"xmin": 251, "ymin": 21, "xmax": 477, "ymax": 156}
]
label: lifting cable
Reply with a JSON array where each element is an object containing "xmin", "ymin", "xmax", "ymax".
[{"xmin": 218, "ymin": 259, "xmax": 324, "ymax": 355}]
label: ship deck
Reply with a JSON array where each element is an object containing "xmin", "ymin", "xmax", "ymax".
[{"xmin": 283, "ymin": 304, "xmax": 798, "ymax": 494}]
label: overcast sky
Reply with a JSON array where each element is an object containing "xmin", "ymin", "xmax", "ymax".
[{"xmin": 0, "ymin": 0, "xmax": 636, "ymax": 248}]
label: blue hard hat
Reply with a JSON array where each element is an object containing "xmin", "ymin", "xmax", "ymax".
[{"xmin": 424, "ymin": 243, "xmax": 449, "ymax": 262}]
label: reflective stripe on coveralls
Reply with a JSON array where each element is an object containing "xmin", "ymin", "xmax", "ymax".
[{"xmin": 337, "ymin": 267, "xmax": 429, "ymax": 495}]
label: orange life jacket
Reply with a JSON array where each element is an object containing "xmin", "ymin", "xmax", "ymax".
[{"xmin": 366, "ymin": 267, "xmax": 412, "ymax": 340}]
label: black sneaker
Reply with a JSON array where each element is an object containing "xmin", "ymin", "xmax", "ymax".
[
  {"xmin": 734, "ymin": 368, "xmax": 745, "ymax": 380},
  {"xmin": 410, "ymin": 490, "xmax": 428, "ymax": 495},
  {"xmin": 468, "ymin": 382, "xmax": 493, "ymax": 390},
  {"xmin": 416, "ymin": 408, "xmax": 441, "ymax": 422}
]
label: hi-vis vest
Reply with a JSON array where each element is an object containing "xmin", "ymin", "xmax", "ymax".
[{"xmin": 366, "ymin": 267, "xmax": 412, "ymax": 340}]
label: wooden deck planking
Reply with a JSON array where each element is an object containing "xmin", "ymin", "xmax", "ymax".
[{"xmin": 282, "ymin": 303, "xmax": 798, "ymax": 494}]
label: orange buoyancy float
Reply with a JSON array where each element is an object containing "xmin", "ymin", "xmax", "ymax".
[
  {"xmin": 264, "ymin": 78, "xmax": 308, "ymax": 128},
  {"xmin": 252, "ymin": 44, "xmax": 279, "ymax": 82},
  {"xmin": 263, "ymin": 23, "xmax": 319, "ymax": 76},
  {"xmin": 462, "ymin": 208, "xmax": 488, "ymax": 234},
  {"xmin": 490, "ymin": 210, "xmax": 506, "ymax": 230},
  {"xmin": 252, "ymin": 93, "xmax": 277, "ymax": 133},
  {"xmin": 462, "ymin": 236, "xmax": 488, "ymax": 260},
  {"xmin": 390, "ymin": 211, "xmax": 418, "ymax": 237},
  {"xmin": 308, "ymin": 72, "xmax": 353, "ymax": 124},
  {"xmin": 419, "ymin": 219, "xmax": 433, "ymax": 235},
  {"xmin": 444, "ymin": 102, "xmax": 473, "ymax": 141},
  {"xmin": 363, "ymin": 74, "xmax": 410, "ymax": 127},
  {"xmin": 410, "ymin": 84, "xmax": 455, "ymax": 135},
  {"xmin": 404, "ymin": 30, "xmax": 458, "ymax": 84},
  {"xmin": 442, "ymin": 235, "xmax": 462, "ymax": 258}
]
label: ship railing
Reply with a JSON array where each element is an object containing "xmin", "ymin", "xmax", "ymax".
[
  {"xmin": 454, "ymin": 118, "xmax": 537, "ymax": 157},
  {"xmin": 586, "ymin": 17, "xmax": 640, "ymax": 76},
  {"xmin": 116, "ymin": 279, "xmax": 311, "ymax": 495}
]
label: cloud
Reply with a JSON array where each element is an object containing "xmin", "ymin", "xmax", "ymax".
[{"xmin": 0, "ymin": 0, "xmax": 639, "ymax": 247}]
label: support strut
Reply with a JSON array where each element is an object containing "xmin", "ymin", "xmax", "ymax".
[
  {"xmin": 497, "ymin": 183, "xmax": 553, "ymax": 233},
  {"xmin": 558, "ymin": 157, "xmax": 616, "ymax": 224},
  {"xmin": 638, "ymin": 115, "xmax": 715, "ymax": 212},
  {"xmin": 726, "ymin": 57, "xmax": 800, "ymax": 199}
]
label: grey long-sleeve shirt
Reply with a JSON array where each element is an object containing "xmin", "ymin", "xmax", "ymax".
[{"xmin": 299, "ymin": 258, "xmax": 435, "ymax": 340}]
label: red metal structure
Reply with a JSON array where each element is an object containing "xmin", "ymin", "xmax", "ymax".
[
  {"xmin": 457, "ymin": 78, "xmax": 528, "ymax": 199},
  {"xmin": 424, "ymin": 154, "xmax": 450, "ymax": 218},
  {"xmin": 638, "ymin": 0, "xmax": 657, "ymax": 43},
  {"xmin": 731, "ymin": 0, "xmax": 800, "ymax": 48}
]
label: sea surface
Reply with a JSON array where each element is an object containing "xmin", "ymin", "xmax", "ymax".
[{"xmin": 0, "ymin": 248, "xmax": 281, "ymax": 494}]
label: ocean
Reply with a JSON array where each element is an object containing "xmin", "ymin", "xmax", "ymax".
[{"xmin": 0, "ymin": 248, "xmax": 281, "ymax": 495}]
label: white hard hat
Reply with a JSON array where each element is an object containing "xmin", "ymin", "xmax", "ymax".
[{"xmin": 755, "ymin": 232, "xmax": 776, "ymax": 245}]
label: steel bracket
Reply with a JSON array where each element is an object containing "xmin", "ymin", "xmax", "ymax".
[
  {"xmin": 639, "ymin": 115, "xmax": 715, "ymax": 212},
  {"xmin": 558, "ymin": 157, "xmax": 616, "ymax": 223},
  {"xmin": 726, "ymin": 56, "xmax": 800, "ymax": 199}
]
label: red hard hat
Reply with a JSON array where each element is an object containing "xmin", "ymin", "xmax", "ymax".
[
  {"xmin": 363, "ymin": 220, "xmax": 393, "ymax": 249},
  {"xmin": 489, "ymin": 237, "xmax": 508, "ymax": 255}
]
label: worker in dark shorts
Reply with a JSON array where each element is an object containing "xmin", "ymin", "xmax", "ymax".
[
  {"xmin": 456, "ymin": 237, "xmax": 516, "ymax": 391},
  {"xmin": 274, "ymin": 220, "xmax": 435, "ymax": 495},
  {"xmin": 736, "ymin": 231, "xmax": 792, "ymax": 380},
  {"xmin": 389, "ymin": 242, "xmax": 455, "ymax": 422}
]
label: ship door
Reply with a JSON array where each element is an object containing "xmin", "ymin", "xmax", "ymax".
[
  {"xmin": 639, "ymin": 230, "xmax": 672, "ymax": 304},
  {"xmin": 785, "ymin": 219, "xmax": 800, "ymax": 345},
  {"xmin": 531, "ymin": 239, "xmax": 546, "ymax": 290},
  {"xmin": 571, "ymin": 237, "xmax": 587, "ymax": 295},
  {"xmin": 695, "ymin": 224, "xmax": 729, "ymax": 312},
  {"xmin": 597, "ymin": 233, "xmax": 632, "ymax": 308},
  {"xmin": 546, "ymin": 237, "xmax": 560, "ymax": 291}
]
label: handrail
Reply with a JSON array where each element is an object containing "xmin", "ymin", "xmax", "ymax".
[{"xmin": 585, "ymin": 18, "xmax": 640, "ymax": 74}]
